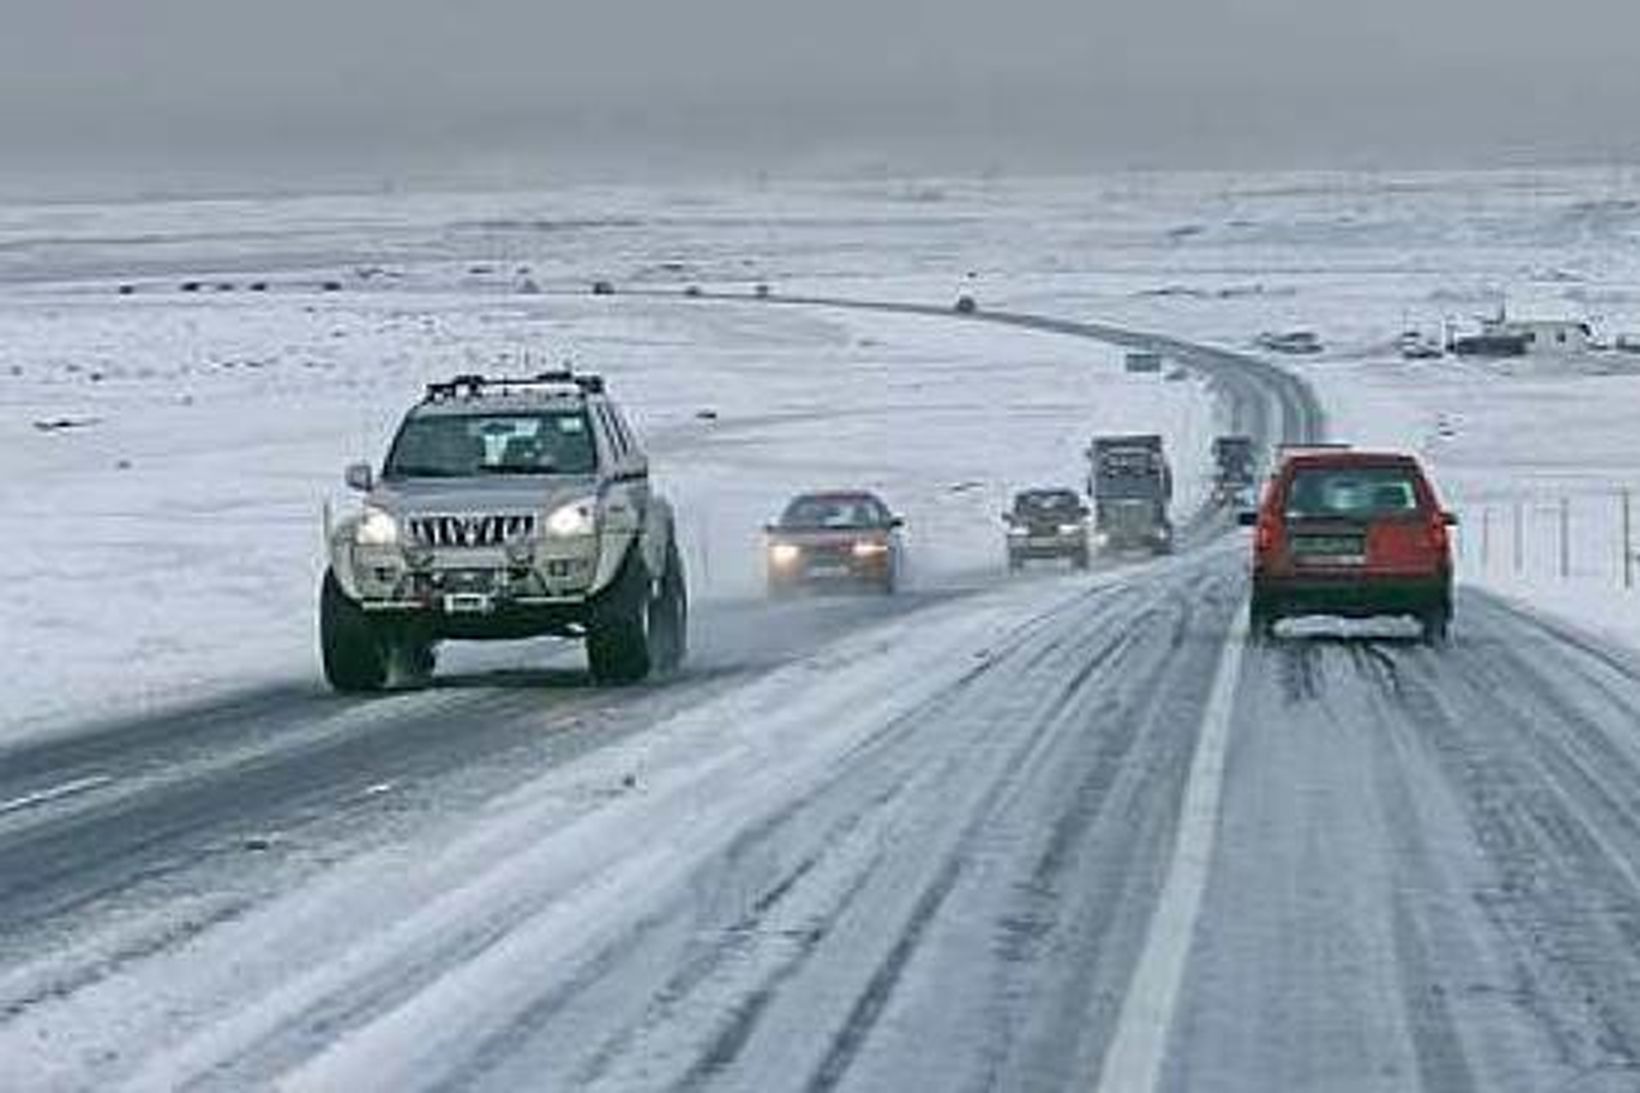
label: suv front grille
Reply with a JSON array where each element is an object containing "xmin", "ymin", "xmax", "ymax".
[{"xmin": 408, "ymin": 513, "xmax": 536, "ymax": 549}]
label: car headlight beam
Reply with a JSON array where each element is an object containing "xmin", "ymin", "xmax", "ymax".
[{"xmin": 769, "ymin": 542, "xmax": 801, "ymax": 566}]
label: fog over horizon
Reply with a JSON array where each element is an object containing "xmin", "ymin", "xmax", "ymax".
[{"xmin": 5, "ymin": 0, "xmax": 1640, "ymax": 197}]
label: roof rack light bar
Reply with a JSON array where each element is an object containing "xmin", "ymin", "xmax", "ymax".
[{"xmin": 423, "ymin": 369, "xmax": 605, "ymax": 403}]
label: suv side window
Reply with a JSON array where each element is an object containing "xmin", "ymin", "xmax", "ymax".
[
  {"xmin": 610, "ymin": 406, "xmax": 639, "ymax": 459},
  {"xmin": 594, "ymin": 402, "xmax": 625, "ymax": 463}
]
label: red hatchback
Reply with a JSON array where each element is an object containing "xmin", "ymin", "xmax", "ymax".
[{"xmin": 1239, "ymin": 450, "xmax": 1457, "ymax": 643}]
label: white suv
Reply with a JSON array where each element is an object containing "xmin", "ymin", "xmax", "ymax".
[{"xmin": 321, "ymin": 371, "xmax": 687, "ymax": 689}]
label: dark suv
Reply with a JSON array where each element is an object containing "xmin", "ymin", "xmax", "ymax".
[
  {"xmin": 1239, "ymin": 450, "xmax": 1456, "ymax": 643},
  {"xmin": 1003, "ymin": 488, "xmax": 1091, "ymax": 571}
]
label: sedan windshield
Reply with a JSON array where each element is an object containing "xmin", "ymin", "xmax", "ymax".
[
  {"xmin": 780, "ymin": 495, "xmax": 886, "ymax": 529},
  {"xmin": 384, "ymin": 411, "xmax": 595, "ymax": 478}
]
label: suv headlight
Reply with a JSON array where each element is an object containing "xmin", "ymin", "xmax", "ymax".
[
  {"xmin": 545, "ymin": 497, "xmax": 597, "ymax": 537},
  {"xmin": 355, "ymin": 505, "xmax": 400, "ymax": 546}
]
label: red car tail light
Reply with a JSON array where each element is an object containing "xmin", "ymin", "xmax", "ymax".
[
  {"xmin": 1255, "ymin": 515, "xmax": 1279, "ymax": 554},
  {"xmin": 1426, "ymin": 513, "xmax": 1449, "ymax": 554}
]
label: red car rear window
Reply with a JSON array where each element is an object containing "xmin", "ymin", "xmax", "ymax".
[{"xmin": 1284, "ymin": 467, "xmax": 1421, "ymax": 519}]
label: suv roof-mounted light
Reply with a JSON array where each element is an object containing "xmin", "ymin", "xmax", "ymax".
[{"xmin": 423, "ymin": 370, "xmax": 604, "ymax": 404}]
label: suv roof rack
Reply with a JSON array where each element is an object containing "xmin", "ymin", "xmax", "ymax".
[
  {"xmin": 1276, "ymin": 442, "xmax": 1349, "ymax": 454},
  {"xmin": 423, "ymin": 370, "xmax": 606, "ymax": 403}
]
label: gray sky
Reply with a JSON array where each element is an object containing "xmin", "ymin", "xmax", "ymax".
[{"xmin": 4, "ymin": 0, "xmax": 1638, "ymax": 191}]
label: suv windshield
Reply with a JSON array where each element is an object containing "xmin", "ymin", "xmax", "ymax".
[
  {"xmin": 384, "ymin": 411, "xmax": 596, "ymax": 479},
  {"xmin": 781, "ymin": 495, "xmax": 886, "ymax": 529},
  {"xmin": 1286, "ymin": 467, "xmax": 1421, "ymax": 519}
]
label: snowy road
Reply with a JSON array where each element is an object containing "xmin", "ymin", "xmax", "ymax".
[{"xmin": 5, "ymin": 299, "xmax": 1640, "ymax": 1093}]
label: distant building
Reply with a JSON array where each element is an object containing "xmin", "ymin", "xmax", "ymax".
[
  {"xmin": 1483, "ymin": 316, "xmax": 1593, "ymax": 355},
  {"xmin": 1450, "ymin": 306, "xmax": 1596, "ymax": 358}
]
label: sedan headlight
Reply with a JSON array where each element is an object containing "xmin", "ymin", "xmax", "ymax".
[
  {"xmin": 769, "ymin": 542, "xmax": 801, "ymax": 566},
  {"xmin": 355, "ymin": 505, "xmax": 399, "ymax": 546},
  {"xmin": 1058, "ymin": 522, "xmax": 1084, "ymax": 535},
  {"xmin": 852, "ymin": 540, "xmax": 890, "ymax": 557},
  {"xmin": 545, "ymin": 497, "xmax": 597, "ymax": 537}
]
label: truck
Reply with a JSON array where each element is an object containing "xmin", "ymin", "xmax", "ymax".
[
  {"xmin": 1211, "ymin": 435, "xmax": 1257, "ymax": 507},
  {"xmin": 1087, "ymin": 434, "xmax": 1173, "ymax": 555}
]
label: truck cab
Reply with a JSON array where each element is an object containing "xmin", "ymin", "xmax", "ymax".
[{"xmin": 1087, "ymin": 434, "xmax": 1173, "ymax": 555}]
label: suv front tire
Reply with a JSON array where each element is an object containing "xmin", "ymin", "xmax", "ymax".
[
  {"xmin": 586, "ymin": 542, "xmax": 688, "ymax": 684},
  {"xmin": 320, "ymin": 569, "xmax": 390, "ymax": 692}
]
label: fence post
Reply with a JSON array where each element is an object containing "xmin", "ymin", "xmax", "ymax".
[
  {"xmin": 1513, "ymin": 499, "xmax": 1524, "ymax": 575},
  {"xmin": 1559, "ymin": 496, "xmax": 1570, "ymax": 579},
  {"xmin": 1481, "ymin": 506, "xmax": 1492, "ymax": 570},
  {"xmin": 1625, "ymin": 488, "xmax": 1634, "ymax": 590}
]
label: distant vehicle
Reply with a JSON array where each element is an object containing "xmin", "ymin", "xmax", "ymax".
[
  {"xmin": 1238, "ymin": 448, "xmax": 1455, "ymax": 644},
  {"xmin": 1398, "ymin": 330, "xmax": 1443, "ymax": 360},
  {"xmin": 954, "ymin": 294, "xmax": 977, "ymax": 314},
  {"xmin": 1256, "ymin": 330, "xmax": 1324, "ymax": 355},
  {"xmin": 1616, "ymin": 334, "xmax": 1640, "ymax": 355},
  {"xmin": 1087, "ymin": 435, "xmax": 1173, "ymax": 554},
  {"xmin": 754, "ymin": 282, "xmax": 771, "ymax": 299},
  {"xmin": 1125, "ymin": 350, "xmax": 1163, "ymax": 374},
  {"xmin": 591, "ymin": 280, "xmax": 615, "ymax": 296},
  {"xmin": 765, "ymin": 491, "xmax": 904, "ymax": 595},
  {"xmin": 321, "ymin": 370, "xmax": 687, "ymax": 689},
  {"xmin": 1211, "ymin": 435, "xmax": 1257, "ymax": 506},
  {"xmin": 684, "ymin": 284, "xmax": 703, "ymax": 297},
  {"xmin": 1003, "ymin": 488, "xmax": 1091, "ymax": 571}
]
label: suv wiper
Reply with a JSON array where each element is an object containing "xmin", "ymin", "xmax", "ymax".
[
  {"xmin": 384, "ymin": 465, "xmax": 465, "ymax": 479},
  {"xmin": 478, "ymin": 463, "xmax": 557, "ymax": 475}
]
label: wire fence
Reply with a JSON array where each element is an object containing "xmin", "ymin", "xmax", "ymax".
[{"xmin": 1453, "ymin": 487, "xmax": 1639, "ymax": 589}]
